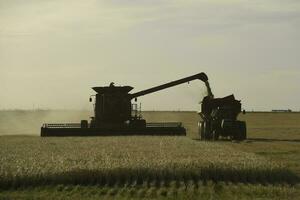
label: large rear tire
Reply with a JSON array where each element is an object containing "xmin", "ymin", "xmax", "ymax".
[
  {"xmin": 199, "ymin": 121, "xmax": 214, "ymax": 141},
  {"xmin": 239, "ymin": 121, "xmax": 247, "ymax": 140},
  {"xmin": 212, "ymin": 131, "xmax": 219, "ymax": 141},
  {"xmin": 203, "ymin": 121, "xmax": 213, "ymax": 140},
  {"xmin": 198, "ymin": 121, "xmax": 205, "ymax": 140}
]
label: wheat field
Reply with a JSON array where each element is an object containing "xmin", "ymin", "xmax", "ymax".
[
  {"xmin": 0, "ymin": 136, "xmax": 296, "ymax": 189},
  {"xmin": 0, "ymin": 111, "xmax": 299, "ymax": 199}
]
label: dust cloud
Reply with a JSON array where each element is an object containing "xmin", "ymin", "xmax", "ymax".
[{"xmin": 0, "ymin": 110, "xmax": 92, "ymax": 136}]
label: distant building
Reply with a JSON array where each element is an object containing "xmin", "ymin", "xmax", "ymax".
[{"xmin": 272, "ymin": 109, "xmax": 292, "ymax": 113}]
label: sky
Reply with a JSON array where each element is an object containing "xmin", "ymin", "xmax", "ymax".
[{"xmin": 0, "ymin": 0, "xmax": 299, "ymax": 111}]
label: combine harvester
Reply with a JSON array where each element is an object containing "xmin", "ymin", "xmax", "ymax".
[
  {"xmin": 41, "ymin": 73, "xmax": 210, "ymax": 136},
  {"xmin": 41, "ymin": 72, "xmax": 247, "ymax": 140}
]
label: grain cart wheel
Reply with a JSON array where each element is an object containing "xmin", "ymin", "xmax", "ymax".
[
  {"xmin": 212, "ymin": 131, "xmax": 219, "ymax": 141},
  {"xmin": 203, "ymin": 121, "xmax": 213, "ymax": 140},
  {"xmin": 198, "ymin": 121, "xmax": 205, "ymax": 140}
]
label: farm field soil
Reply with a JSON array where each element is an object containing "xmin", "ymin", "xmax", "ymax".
[{"xmin": 0, "ymin": 111, "xmax": 300, "ymax": 199}]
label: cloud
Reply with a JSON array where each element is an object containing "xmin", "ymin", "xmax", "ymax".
[
  {"xmin": 1, "ymin": 0, "xmax": 299, "ymax": 38},
  {"xmin": 0, "ymin": 0, "xmax": 151, "ymax": 37}
]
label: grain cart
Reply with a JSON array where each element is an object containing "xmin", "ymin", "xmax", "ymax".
[
  {"xmin": 41, "ymin": 73, "xmax": 212, "ymax": 137},
  {"xmin": 198, "ymin": 95, "xmax": 247, "ymax": 141}
]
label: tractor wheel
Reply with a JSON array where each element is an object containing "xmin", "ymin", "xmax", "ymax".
[
  {"xmin": 212, "ymin": 131, "xmax": 219, "ymax": 141},
  {"xmin": 198, "ymin": 121, "xmax": 205, "ymax": 140},
  {"xmin": 203, "ymin": 121, "xmax": 212, "ymax": 140}
]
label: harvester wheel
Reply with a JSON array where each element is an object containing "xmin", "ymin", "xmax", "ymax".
[
  {"xmin": 233, "ymin": 121, "xmax": 247, "ymax": 141},
  {"xmin": 238, "ymin": 121, "xmax": 247, "ymax": 140},
  {"xmin": 81, "ymin": 120, "xmax": 88, "ymax": 129}
]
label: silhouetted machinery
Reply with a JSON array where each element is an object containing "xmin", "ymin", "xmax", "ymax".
[
  {"xmin": 41, "ymin": 73, "xmax": 211, "ymax": 137},
  {"xmin": 198, "ymin": 95, "xmax": 247, "ymax": 141}
]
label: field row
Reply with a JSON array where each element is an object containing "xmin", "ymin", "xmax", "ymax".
[
  {"xmin": 1, "ymin": 167, "xmax": 298, "ymax": 189},
  {"xmin": 1, "ymin": 182, "xmax": 299, "ymax": 200}
]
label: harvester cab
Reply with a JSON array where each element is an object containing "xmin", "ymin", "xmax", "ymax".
[{"xmin": 198, "ymin": 95, "xmax": 247, "ymax": 141}]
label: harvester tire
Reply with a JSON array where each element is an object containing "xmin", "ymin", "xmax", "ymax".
[
  {"xmin": 81, "ymin": 120, "xmax": 88, "ymax": 129},
  {"xmin": 233, "ymin": 121, "xmax": 247, "ymax": 141},
  {"xmin": 238, "ymin": 121, "xmax": 247, "ymax": 140}
]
